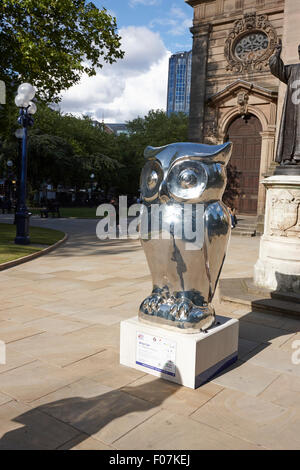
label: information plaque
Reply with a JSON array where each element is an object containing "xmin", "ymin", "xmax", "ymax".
[{"xmin": 136, "ymin": 332, "xmax": 176, "ymax": 376}]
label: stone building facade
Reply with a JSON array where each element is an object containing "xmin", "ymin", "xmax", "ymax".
[{"xmin": 186, "ymin": 0, "xmax": 289, "ymax": 217}]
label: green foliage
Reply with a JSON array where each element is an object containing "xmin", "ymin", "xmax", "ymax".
[
  {"xmin": 0, "ymin": 0, "xmax": 124, "ymax": 102},
  {"xmin": 27, "ymin": 103, "xmax": 122, "ymax": 190},
  {"xmin": 118, "ymin": 110, "xmax": 189, "ymax": 195},
  {"xmin": 0, "ymin": 105, "xmax": 190, "ymax": 197},
  {"xmin": 127, "ymin": 109, "xmax": 188, "ymax": 154},
  {"xmin": 223, "ymin": 164, "xmax": 241, "ymax": 208}
]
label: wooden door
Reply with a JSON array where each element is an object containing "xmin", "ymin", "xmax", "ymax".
[{"xmin": 227, "ymin": 115, "xmax": 262, "ymax": 214}]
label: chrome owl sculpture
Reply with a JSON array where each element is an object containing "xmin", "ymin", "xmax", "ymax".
[{"xmin": 138, "ymin": 142, "xmax": 232, "ymax": 333}]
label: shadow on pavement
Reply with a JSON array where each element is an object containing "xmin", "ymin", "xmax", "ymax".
[{"xmin": 0, "ymin": 367, "xmax": 181, "ymax": 450}]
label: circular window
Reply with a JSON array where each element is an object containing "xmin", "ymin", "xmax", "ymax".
[{"xmin": 234, "ymin": 32, "xmax": 269, "ymax": 62}]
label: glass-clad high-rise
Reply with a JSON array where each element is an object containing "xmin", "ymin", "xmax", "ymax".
[{"xmin": 167, "ymin": 50, "xmax": 192, "ymax": 116}]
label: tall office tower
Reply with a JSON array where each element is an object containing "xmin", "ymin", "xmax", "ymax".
[{"xmin": 167, "ymin": 50, "xmax": 192, "ymax": 116}]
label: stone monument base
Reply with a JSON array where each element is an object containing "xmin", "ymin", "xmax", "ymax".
[
  {"xmin": 219, "ymin": 277, "xmax": 300, "ymax": 317},
  {"xmin": 120, "ymin": 316, "xmax": 239, "ymax": 389},
  {"xmin": 254, "ymin": 175, "xmax": 300, "ymax": 293}
]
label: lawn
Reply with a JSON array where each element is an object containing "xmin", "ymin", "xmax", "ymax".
[
  {"xmin": 0, "ymin": 223, "xmax": 65, "ymax": 264},
  {"xmin": 29, "ymin": 207, "xmax": 100, "ymax": 218}
]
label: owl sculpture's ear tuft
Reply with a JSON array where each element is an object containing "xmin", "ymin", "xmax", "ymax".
[
  {"xmin": 144, "ymin": 145, "xmax": 168, "ymax": 160},
  {"xmin": 216, "ymin": 141, "xmax": 232, "ymax": 166}
]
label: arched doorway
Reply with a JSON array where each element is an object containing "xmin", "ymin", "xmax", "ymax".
[{"xmin": 227, "ymin": 114, "xmax": 262, "ymax": 214}]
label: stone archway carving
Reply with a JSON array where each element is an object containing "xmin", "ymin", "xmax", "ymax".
[
  {"xmin": 207, "ymin": 80, "xmax": 278, "ymax": 217},
  {"xmin": 220, "ymin": 105, "xmax": 269, "ymax": 140},
  {"xmin": 224, "ymin": 12, "xmax": 278, "ymax": 73}
]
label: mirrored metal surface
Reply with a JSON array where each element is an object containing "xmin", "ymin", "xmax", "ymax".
[{"xmin": 138, "ymin": 142, "xmax": 232, "ymax": 333}]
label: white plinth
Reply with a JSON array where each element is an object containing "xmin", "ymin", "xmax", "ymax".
[{"xmin": 120, "ymin": 316, "xmax": 239, "ymax": 389}]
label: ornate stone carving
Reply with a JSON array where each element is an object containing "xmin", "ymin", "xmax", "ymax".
[
  {"xmin": 203, "ymin": 119, "xmax": 218, "ymax": 144},
  {"xmin": 237, "ymin": 91, "xmax": 249, "ymax": 116},
  {"xmin": 225, "ymin": 13, "xmax": 277, "ymax": 73},
  {"xmin": 270, "ymin": 190, "xmax": 300, "ymax": 237}
]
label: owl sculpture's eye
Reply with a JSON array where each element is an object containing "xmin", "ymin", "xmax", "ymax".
[
  {"xmin": 167, "ymin": 160, "xmax": 208, "ymax": 202},
  {"xmin": 179, "ymin": 169, "xmax": 198, "ymax": 189},
  {"xmin": 147, "ymin": 170, "xmax": 159, "ymax": 190},
  {"xmin": 140, "ymin": 160, "xmax": 163, "ymax": 202}
]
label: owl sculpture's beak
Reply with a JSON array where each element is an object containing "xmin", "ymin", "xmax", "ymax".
[{"xmin": 159, "ymin": 181, "xmax": 170, "ymax": 203}]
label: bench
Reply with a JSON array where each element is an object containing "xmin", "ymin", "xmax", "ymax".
[{"xmin": 40, "ymin": 205, "xmax": 60, "ymax": 218}]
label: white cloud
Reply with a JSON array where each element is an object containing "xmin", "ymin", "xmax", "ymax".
[
  {"xmin": 129, "ymin": 0, "xmax": 161, "ymax": 7},
  {"xmin": 150, "ymin": 3, "xmax": 192, "ymax": 37},
  {"xmin": 60, "ymin": 26, "xmax": 170, "ymax": 123},
  {"xmin": 170, "ymin": 6, "xmax": 187, "ymax": 19}
]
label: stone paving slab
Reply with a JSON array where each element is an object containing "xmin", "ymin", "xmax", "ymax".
[
  {"xmin": 0, "ymin": 305, "xmax": 57, "ymax": 323},
  {"xmin": 0, "ymin": 360, "xmax": 79, "ymax": 403},
  {"xmin": 244, "ymin": 345, "xmax": 300, "ymax": 377},
  {"xmin": 113, "ymin": 408, "xmax": 262, "ymax": 450},
  {"xmin": 191, "ymin": 388, "xmax": 300, "ymax": 450},
  {"xmin": 258, "ymin": 373, "xmax": 300, "ymax": 409},
  {"xmin": 11, "ymin": 332, "xmax": 106, "ymax": 368},
  {"xmin": 0, "ymin": 345, "xmax": 36, "ymax": 374},
  {"xmin": 0, "ymin": 400, "xmax": 80, "ymax": 450},
  {"xmin": 58, "ymin": 434, "xmax": 114, "ymax": 450},
  {"xmin": 30, "ymin": 383, "xmax": 162, "ymax": 446},
  {"xmin": 0, "ymin": 217, "xmax": 299, "ymax": 450},
  {"xmin": 121, "ymin": 375, "xmax": 224, "ymax": 417},
  {"xmin": 211, "ymin": 360, "xmax": 280, "ymax": 396},
  {"xmin": 0, "ymin": 320, "xmax": 43, "ymax": 343},
  {"xmin": 0, "ymin": 392, "xmax": 13, "ymax": 406}
]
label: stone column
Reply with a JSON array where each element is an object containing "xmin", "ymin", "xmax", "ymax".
[
  {"xmin": 188, "ymin": 23, "xmax": 211, "ymax": 143},
  {"xmin": 254, "ymin": 176, "xmax": 300, "ymax": 292},
  {"xmin": 256, "ymin": 130, "xmax": 276, "ymax": 233}
]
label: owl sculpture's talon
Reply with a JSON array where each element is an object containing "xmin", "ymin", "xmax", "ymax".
[
  {"xmin": 151, "ymin": 295, "xmax": 163, "ymax": 313},
  {"xmin": 178, "ymin": 301, "xmax": 191, "ymax": 321},
  {"xmin": 169, "ymin": 304, "xmax": 179, "ymax": 319},
  {"xmin": 141, "ymin": 298, "xmax": 151, "ymax": 314},
  {"xmin": 141, "ymin": 294, "xmax": 164, "ymax": 315}
]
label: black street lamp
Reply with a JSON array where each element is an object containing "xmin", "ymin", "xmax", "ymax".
[
  {"xmin": 6, "ymin": 159, "xmax": 13, "ymax": 192},
  {"xmin": 14, "ymin": 128, "xmax": 24, "ymax": 225},
  {"xmin": 90, "ymin": 173, "xmax": 95, "ymax": 200},
  {"xmin": 14, "ymin": 83, "xmax": 37, "ymax": 245}
]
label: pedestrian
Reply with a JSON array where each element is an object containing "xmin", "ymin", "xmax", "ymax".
[
  {"xmin": 232, "ymin": 207, "xmax": 238, "ymax": 227},
  {"xmin": 228, "ymin": 206, "xmax": 237, "ymax": 229}
]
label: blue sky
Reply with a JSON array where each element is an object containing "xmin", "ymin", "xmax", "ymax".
[
  {"xmin": 60, "ymin": 1, "xmax": 193, "ymax": 122},
  {"xmin": 93, "ymin": 0, "xmax": 193, "ymax": 53}
]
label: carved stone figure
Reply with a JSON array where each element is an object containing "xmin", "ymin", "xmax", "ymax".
[
  {"xmin": 237, "ymin": 91, "xmax": 249, "ymax": 117},
  {"xmin": 138, "ymin": 142, "xmax": 232, "ymax": 333},
  {"xmin": 270, "ymin": 41, "xmax": 300, "ymax": 165},
  {"xmin": 270, "ymin": 190, "xmax": 300, "ymax": 237}
]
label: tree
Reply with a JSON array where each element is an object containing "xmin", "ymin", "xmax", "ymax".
[
  {"xmin": 223, "ymin": 164, "xmax": 241, "ymax": 208},
  {"xmin": 26, "ymin": 104, "xmax": 122, "ymax": 192},
  {"xmin": 127, "ymin": 109, "xmax": 188, "ymax": 155},
  {"xmin": 0, "ymin": 0, "xmax": 124, "ymax": 101},
  {"xmin": 115, "ymin": 110, "xmax": 189, "ymax": 196}
]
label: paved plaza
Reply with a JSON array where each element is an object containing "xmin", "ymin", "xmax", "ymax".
[{"xmin": 0, "ymin": 215, "xmax": 300, "ymax": 450}]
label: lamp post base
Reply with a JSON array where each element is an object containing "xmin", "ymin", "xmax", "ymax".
[{"xmin": 15, "ymin": 211, "xmax": 31, "ymax": 245}]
